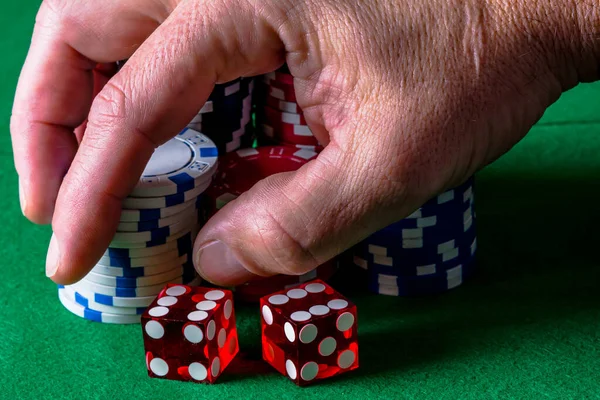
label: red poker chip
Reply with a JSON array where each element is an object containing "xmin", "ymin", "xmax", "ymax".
[
  {"xmin": 262, "ymin": 105, "xmax": 307, "ymax": 126},
  {"xmin": 277, "ymin": 64, "xmax": 291, "ymax": 74},
  {"xmin": 255, "ymin": 132, "xmax": 324, "ymax": 152},
  {"xmin": 263, "ymin": 75, "xmax": 295, "ymax": 91},
  {"xmin": 205, "ymin": 146, "xmax": 320, "ymax": 215},
  {"xmin": 267, "ymin": 85, "xmax": 296, "ymax": 102},
  {"xmin": 291, "ymin": 144, "xmax": 324, "ymax": 152},
  {"xmin": 263, "ymin": 71, "xmax": 294, "ymax": 85},
  {"xmin": 259, "ymin": 122, "xmax": 321, "ymax": 147},
  {"xmin": 233, "ymin": 260, "xmax": 339, "ymax": 303},
  {"xmin": 265, "ymin": 95, "xmax": 303, "ymax": 114}
]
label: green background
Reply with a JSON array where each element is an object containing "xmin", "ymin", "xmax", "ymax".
[{"xmin": 1, "ymin": 2, "xmax": 600, "ymax": 399}]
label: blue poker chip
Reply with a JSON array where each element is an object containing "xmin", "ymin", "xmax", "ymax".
[
  {"xmin": 109, "ymin": 223, "xmax": 200, "ymax": 249},
  {"xmin": 99, "ymin": 244, "xmax": 191, "ymax": 269},
  {"xmin": 351, "ymin": 176, "xmax": 478, "ymax": 296},
  {"xmin": 362, "ymin": 217, "xmax": 476, "ymax": 258},
  {"xmin": 122, "ymin": 176, "xmax": 212, "ymax": 210},
  {"xmin": 188, "ymin": 95, "xmax": 253, "ymax": 140},
  {"xmin": 192, "ymin": 99, "xmax": 245, "ymax": 126},
  {"xmin": 58, "ymin": 287, "xmax": 141, "ymax": 324},
  {"xmin": 105, "ymin": 232, "xmax": 194, "ymax": 259},
  {"xmin": 127, "ymin": 129, "xmax": 218, "ymax": 198},
  {"xmin": 73, "ymin": 262, "xmax": 196, "ymax": 298},
  {"xmin": 208, "ymin": 77, "xmax": 253, "ymax": 101},
  {"xmin": 111, "ymin": 211, "xmax": 198, "ymax": 244},
  {"xmin": 367, "ymin": 258, "xmax": 475, "ymax": 296},
  {"xmin": 58, "ymin": 284, "xmax": 157, "ymax": 308},
  {"xmin": 191, "ymin": 113, "xmax": 244, "ymax": 136},
  {"xmin": 117, "ymin": 198, "xmax": 200, "ymax": 231},
  {"xmin": 115, "ymin": 59, "xmax": 127, "ymax": 70},
  {"xmin": 191, "ymin": 95, "xmax": 250, "ymax": 131},
  {"xmin": 58, "ymin": 272, "xmax": 201, "ymax": 324},
  {"xmin": 355, "ymin": 240, "xmax": 476, "ymax": 277},
  {"xmin": 418, "ymin": 179, "xmax": 474, "ymax": 214},
  {"xmin": 365, "ymin": 239, "xmax": 476, "ymax": 277},
  {"xmin": 61, "ymin": 286, "xmax": 146, "ymax": 315},
  {"xmin": 85, "ymin": 265, "xmax": 187, "ymax": 288},
  {"xmin": 93, "ymin": 254, "xmax": 190, "ymax": 278},
  {"xmin": 120, "ymin": 196, "xmax": 203, "ymax": 223},
  {"xmin": 389, "ymin": 202, "xmax": 473, "ymax": 231}
]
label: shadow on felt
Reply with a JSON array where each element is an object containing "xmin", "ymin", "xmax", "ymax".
[{"xmin": 324, "ymin": 173, "xmax": 600, "ymax": 381}]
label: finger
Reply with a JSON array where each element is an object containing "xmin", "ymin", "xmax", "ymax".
[
  {"xmin": 191, "ymin": 118, "xmax": 442, "ymax": 287},
  {"xmin": 47, "ymin": 0, "xmax": 286, "ymax": 283},
  {"xmin": 10, "ymin": 3, "xmax": 97, "ymax": 224},
  {"xmin": 74, "ymin": 63, "xmax": 118, "ymax": 143}
]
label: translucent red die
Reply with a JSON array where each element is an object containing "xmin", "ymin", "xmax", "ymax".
[
  {"xmin": 260, "ymin": 279, "xmax": 359, "ymax": 386},
  {"xmin": 141, "ymin": 284, "xmax": 239, "ymax": 383}
]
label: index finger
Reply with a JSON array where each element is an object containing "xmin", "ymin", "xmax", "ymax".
[{"xmin": 47, "ymin": 0, "xmax": 286, "ymax": 283}]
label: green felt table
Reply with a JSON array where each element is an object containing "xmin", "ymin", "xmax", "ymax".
[{"xmin": 2, "ymin": 2, "xmax": 600, "ymax": 399}]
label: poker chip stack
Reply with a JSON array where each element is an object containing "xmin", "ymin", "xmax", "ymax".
[
  {"xmin": 255, "ymin": 66, "xmax": 322, "ymax": 149},
  {"xmin": 204, "ymin": 146, "xmax": 338, "ymax": 302},
  {"xmin": 115, "ymin": 60, "xmax": 253, "ymax": 154},
  {"xmin": 187, "ymin": 78, "xmax": 255, "ymax": 154},
  {"xmin": 351, "ymin": 178, "xmax": 477, "ymax": 296},
  {"xmin": 57, "ymin": 129, "xmax": 218, "ymax": 323}
]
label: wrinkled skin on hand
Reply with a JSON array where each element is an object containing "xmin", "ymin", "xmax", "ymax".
[{"xmin": 10, "ymin": 0, "xmax": 599, "ymax": 285}]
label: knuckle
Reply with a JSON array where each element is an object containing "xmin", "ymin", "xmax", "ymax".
[
  {"xmin": 236, "ymin": 188, "xmax": 321, "ymax": 276},
  {"xmin": 87, "ymin": 80, "xmax": 158, "ymax": 149},
  {"xmin": 86, "ymin": 80, "xmax": 138, "ymax": 141},
  {"xmin": 258, "ymin": 212, "xmax": 320, "ymax": 276},
  {"xmin": 89, "ymin": 80, "xmax": 130, "ymax": 127}
]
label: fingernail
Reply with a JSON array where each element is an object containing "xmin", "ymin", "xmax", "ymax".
[
  {"xmin": 46, "ymin": 234, "xmax": 60, "ymax": 278},
  {"xmin": 18, "ymin": 179, "xmax": 27, "ymax": 216},
  {"xmin": 194, "ymin": 240, "xmax": 255, "ymax": 286}
]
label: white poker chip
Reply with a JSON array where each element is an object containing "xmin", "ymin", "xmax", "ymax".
[
  {"xmin": 61, "ymin": 286, "xmax": 145, "ymax": 315},
  {"xmin": 93, "ymin": 254, "xmax": 189, "ymax": 277},
  {"xmin": 58, "ymin": 288, "xmax": 141, "ymax": 324},
  {"xmin": 74, "ymin": 273, "xmax": 191, "ymax": 298},
  {"xmin": 103, "ymin": 228, "xmax": 198, "ymax": 257},
  {"xmin": 111, "ymin": 211, "xmax": 198, "ymax": 243},
  {"xmin": 123, "ymin": 178, "xmax": 212, "ymax": 210},
  {"xmin": 85, "ymin": 266, "xmax": 186, "ymax": 288},
  {"xmin": 119, "ymin": 198, "xmax": 198, "ymax": 222},
  {"xmin": 128, "ymin": 129, "xmax": 218, "ymax": 198},
  {"xmin": 108, "ymin": 226, "xmax": 197, "ymax": 249},
  {"xmin": 97, "ymin": 250, "xmax": 187, "ymax": 269},
  {"xmin": 61, "ymin": 276, "xmax": 202, "ymax": 309},
  {"xmin": 117, "ymin": 201, "xmax": 197, "ymax": 232}
]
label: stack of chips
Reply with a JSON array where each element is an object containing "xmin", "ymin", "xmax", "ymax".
[
  {"xmin": 204, "ymin": 146, "xmax": 337, "ymax": 302},
  {"xmin": 255, "ymin": 66, "xmax": 321, "ymax": 148},
  {"xmin": 351, "ymin": 178, "xmax": 477, "ymax": 296},
  {"xmin": 187, "ymin": 78, "xmax": 255, "ymax": 154},
  {"xmin": 115, "ymin": 61, "xmax": 253, "ymax": 154},
  {"xmin": 57, "ymin": 129, "xmax": 218, "ymax": 323}
]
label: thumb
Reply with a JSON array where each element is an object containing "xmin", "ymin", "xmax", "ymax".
[{"xmin": 192, "ymin": 130, "xmax": 439, "ymax": 286}]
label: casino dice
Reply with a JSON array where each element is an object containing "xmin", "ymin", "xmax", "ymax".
[
  {"xmin": 260, "ymin": 280, "xmax": 359, "ymax": 386},
  {"xmin": 141, "ymin": 284, "xmax": 239, "ymax": 383}
]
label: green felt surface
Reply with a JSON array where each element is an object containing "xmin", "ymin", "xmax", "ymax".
[{"xmin": 2, "ymin": 2, "xmax": 600, "ymax": 399}]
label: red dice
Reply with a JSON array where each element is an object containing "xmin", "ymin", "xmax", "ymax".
[
  {"xmin": 141, "ymin": 284, "xmax": 239, "ymax": 383},
  {"xmin": 260, "ymin": 280, "xmax": 359, "ymax": 385}
]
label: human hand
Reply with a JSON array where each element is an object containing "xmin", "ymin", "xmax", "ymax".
[{"xmin": 11, "ymin": 0, "xmax": 599, "ymax": 285}]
